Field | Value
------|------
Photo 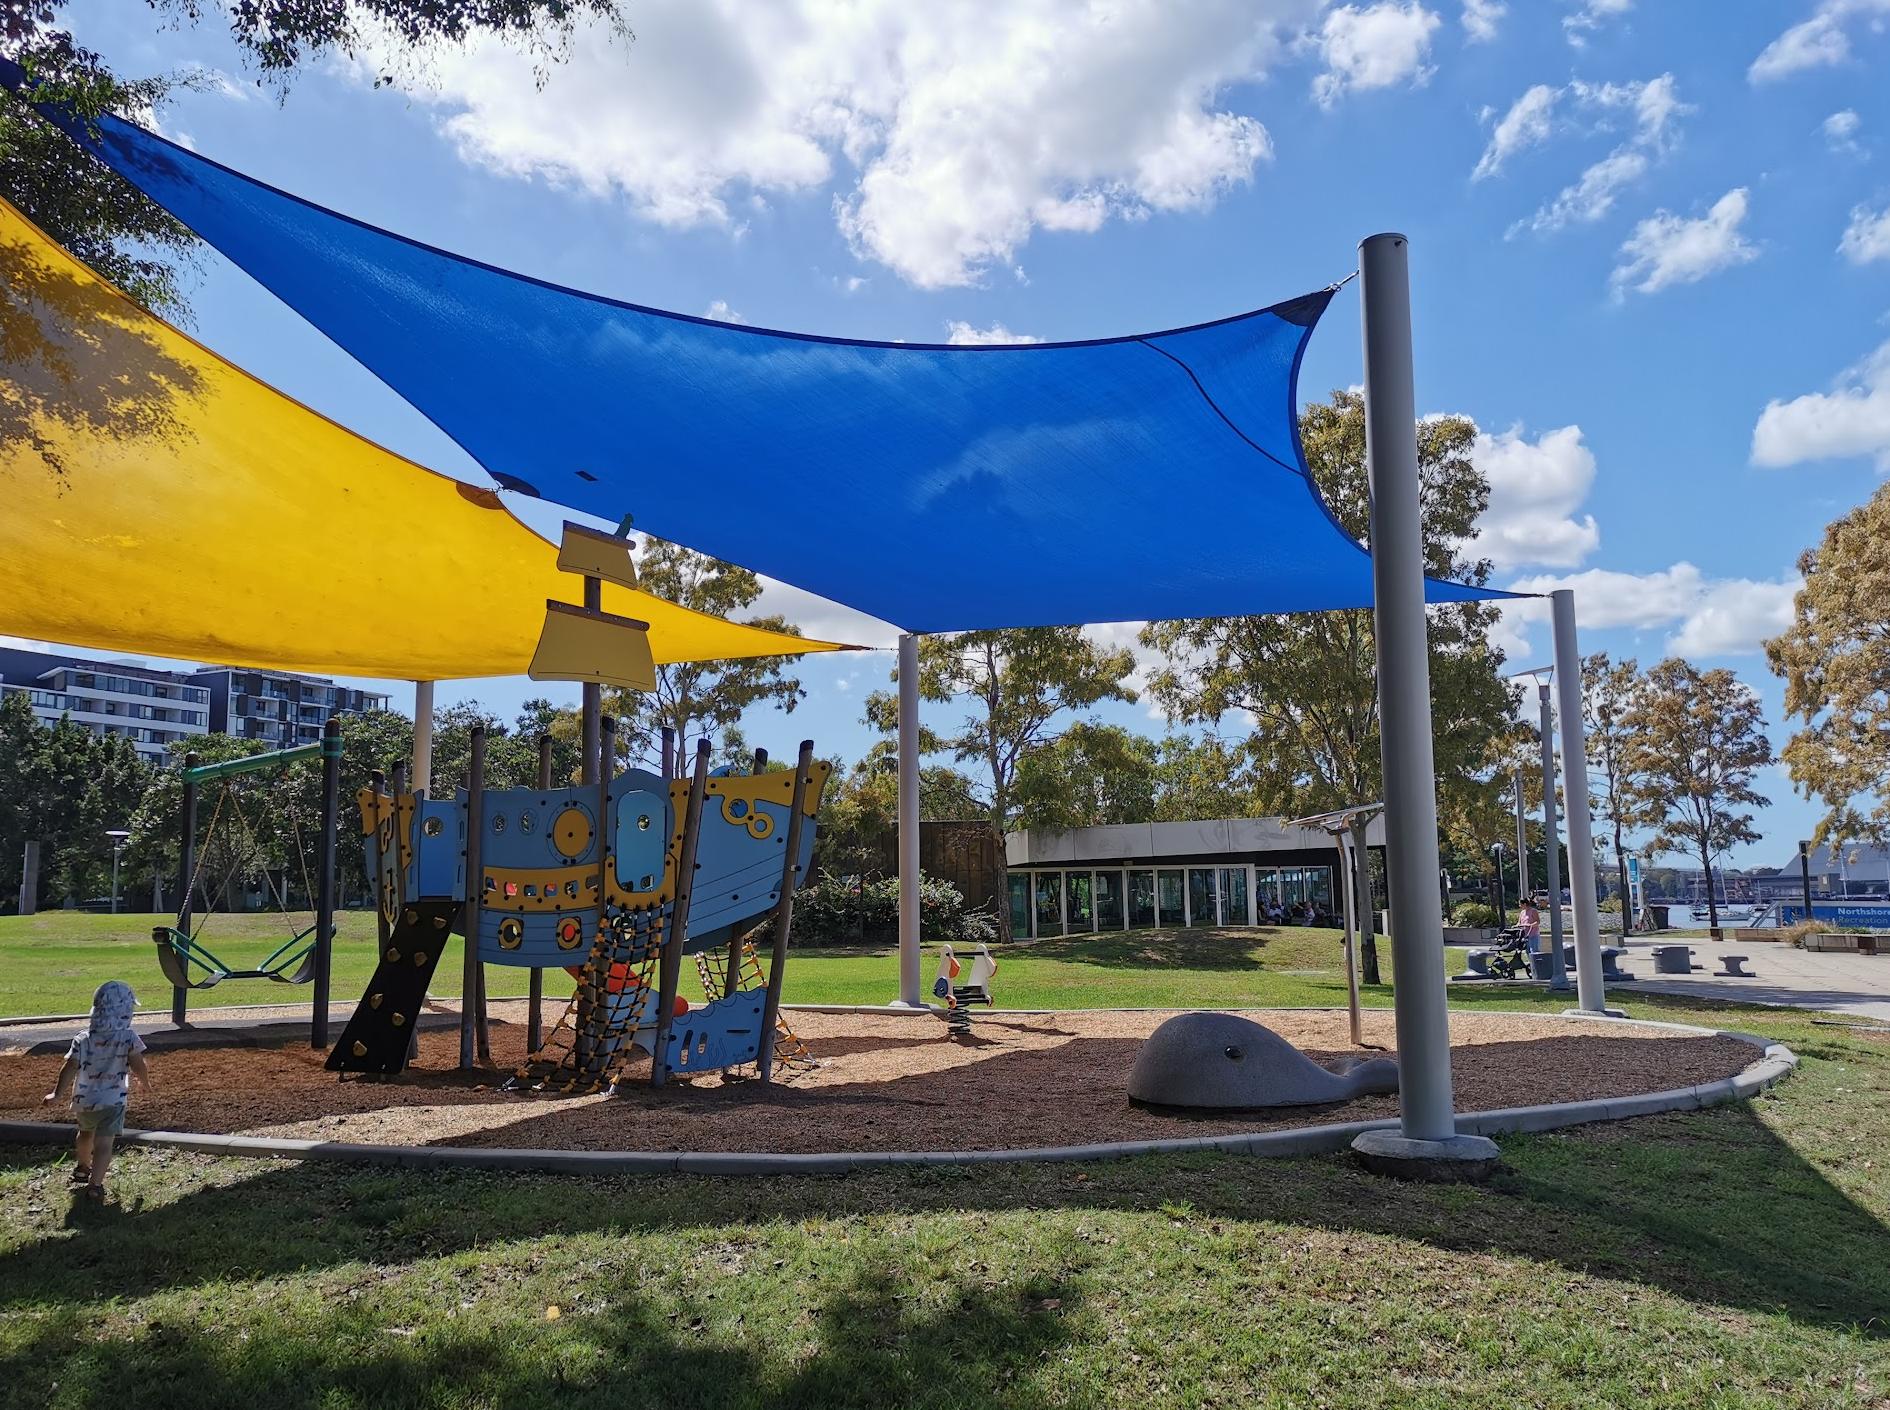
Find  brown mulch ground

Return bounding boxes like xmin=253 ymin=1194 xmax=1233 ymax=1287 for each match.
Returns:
xmin=0 ymin=1007 xmax=1758 ymax=1155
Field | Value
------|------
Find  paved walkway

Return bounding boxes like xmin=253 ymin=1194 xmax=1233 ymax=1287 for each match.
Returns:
xmin=1612 ymin=937 xmax=1890 ymax=1023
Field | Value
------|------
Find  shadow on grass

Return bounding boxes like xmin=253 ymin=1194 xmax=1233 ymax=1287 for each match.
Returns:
xmin=3 ymin=1065 xmax=1885 ymax=1364
xmin=1026 ymin=927 xmax=1284 ymax=973
xmin=1 ymin=1229 xmax=1082 ymax=1410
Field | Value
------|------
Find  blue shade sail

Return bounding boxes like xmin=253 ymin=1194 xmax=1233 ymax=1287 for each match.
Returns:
xmin=13 ymin=70 xmax=1507 ymax=632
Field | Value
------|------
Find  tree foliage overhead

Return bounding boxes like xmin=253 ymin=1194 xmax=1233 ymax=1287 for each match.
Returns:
xmin=1619 ymin=658 xmax=1772 ymax=931
xmin=1766 ymin=482 xmax=1890 ymax=848
xmin=866 ymin=627 xmax=1137 ymax=837
xmin=601 ymin=539 xmax=804 ymax=777
xmin=1141 ymin=389 xmax=1517 ymax=850
xmin=0 ymin=0 xmax=626 ymax=316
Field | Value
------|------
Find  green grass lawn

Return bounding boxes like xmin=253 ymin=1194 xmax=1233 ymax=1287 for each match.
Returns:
xmin=1 ymin=912 xmax=1489 ymax=1019
xmin=1 ymin=999 xmax=1885 ymax=1408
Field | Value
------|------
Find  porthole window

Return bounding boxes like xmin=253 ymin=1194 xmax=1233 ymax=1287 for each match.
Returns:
xmin=518 ymin=811 xmax=536 ymax=834
xmin=491 ymin=813 xmax=507 ymax=834
xmin=422 ymin=816 xmax=443 ymax=838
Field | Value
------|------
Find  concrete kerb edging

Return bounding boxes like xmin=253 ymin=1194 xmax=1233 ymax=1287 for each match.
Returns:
xmin=0 ymin=1021 xmax=1798 ymax=1176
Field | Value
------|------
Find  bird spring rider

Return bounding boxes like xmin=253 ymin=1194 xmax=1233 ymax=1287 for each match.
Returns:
xmin=933 ymin=943 xmax=997 ymax=1037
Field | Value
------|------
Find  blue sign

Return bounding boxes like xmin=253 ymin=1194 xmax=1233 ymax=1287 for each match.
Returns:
xmin=1626 ymin=855 xmax=1640 ymax=884
xmin=1777 ymin=902 xmax=1890 ymax=929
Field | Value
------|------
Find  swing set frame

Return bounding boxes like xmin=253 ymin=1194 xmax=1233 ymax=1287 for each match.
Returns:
xmin=155 ymin=719 xmax=343 ymax=1046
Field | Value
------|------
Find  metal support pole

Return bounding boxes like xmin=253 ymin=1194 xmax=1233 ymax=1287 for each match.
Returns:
xmin=412 ymin=680 xmax=435 ymax=796
xmin=1358 ymin=232 xmax=1462 ymax=1146
xmin=460 ymin=726 xmax=486 ymax=1070
xmin=660 ymin=726 xmax=675 ymax=782
xmin=651 ymin=739 xmax=711 ymax=1087
xmin=18 ymin=839 xmax=39 ymax=916
xmin=577 ymin=715 xmax=616 ymax=1074
xmin=1538 ymin=679 xmax=1569 ymax=991
xmin=369 ymin=769 xmax=390 ymax=949
xmin=896 ymin=633 xmax=923 ymax=1006
xmin=759 ymin=741 xmax=815 ymax=1083
xmin=528 ymin=736 xmax=552 ymax=1052
xmin=109 ymin=846 xmax=120 ymax=914
xmin=311 ymin=718 xmax=341 ymax=1048
xmin=1513 ymin=768 xmax=1530 ymax=909
xmin=172 ymin=752 xmax=200 ymax=1027
xmin=1551 ymin=589 xmax=1608 ymax=1011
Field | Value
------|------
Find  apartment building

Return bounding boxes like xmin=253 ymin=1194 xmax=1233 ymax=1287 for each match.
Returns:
xmin=0 ymin=648 xmax=388 ymax=761
xmin=0 ymin=648 xmax=211 ymax=762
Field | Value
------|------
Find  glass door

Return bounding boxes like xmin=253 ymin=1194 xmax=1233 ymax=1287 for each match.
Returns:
xmin=1034 ymin=872 xmax=1064 ymax=937
xmin=1187 ymin=867 xmax=1219 ymax=926
xmin=1129 ymin=870 xmax=1157 ymax=927
xmin=1219 ymin=867 xmax=1250 ymax=925
xmin=1008 ymin=873 xmax=1033 ymax=938
xmin=1157 ymin=869 xmax=1186 ymax=926
xmin=1095 ymin=870 xmax=1125 ymax=929
xmin=1067 ymin=871 xmax=1095 ymax=933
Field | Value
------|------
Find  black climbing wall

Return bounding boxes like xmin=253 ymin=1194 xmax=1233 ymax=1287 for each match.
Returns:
xmin=325 ymin=900 xmax=461 ymax=1075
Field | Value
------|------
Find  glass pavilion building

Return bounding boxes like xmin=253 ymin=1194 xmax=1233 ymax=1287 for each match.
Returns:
xmin=1003 ymin=817 xmax=1386 ymax=938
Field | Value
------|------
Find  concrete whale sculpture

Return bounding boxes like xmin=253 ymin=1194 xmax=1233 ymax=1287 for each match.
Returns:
xmin=1127 ymin=1011 xmax=1399 ymax=1110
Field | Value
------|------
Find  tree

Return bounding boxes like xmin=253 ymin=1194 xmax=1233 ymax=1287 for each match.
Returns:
xmin=1619 ymin=659 xmax=1773 ymax=933
xmin=1150 ymin=734 xmax=1257 ymax=821
xmin=1766 ymin=483 xmax=1890 ymax=849
xmin=1581 ymin=652 xmax=1642 ymax=927
xmin=601 ymin=540 xmax=805 ymax=776
xmin=1142 ymin=389 xmax=1518 ymax=970
xmin=1 ymin=0 xmax=626 ymax=317
xmin=1012 ymin=722 xmax=1158 ymax=831
xmin=866 ymin=627 xmax=1136 ymax=938
xmin=0 ymin=692 xmax=151 ymax=909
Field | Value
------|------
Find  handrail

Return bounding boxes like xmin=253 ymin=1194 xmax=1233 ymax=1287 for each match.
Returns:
xmin=182 ymin=742 xmax=323 ymax=784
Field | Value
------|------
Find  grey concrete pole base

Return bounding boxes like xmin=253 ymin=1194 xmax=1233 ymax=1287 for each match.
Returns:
xmin=1563 ymin=1006 xmax=1629 ymax=1019
xmin=1350 ymin=1129 xmax=1502 ymax=1183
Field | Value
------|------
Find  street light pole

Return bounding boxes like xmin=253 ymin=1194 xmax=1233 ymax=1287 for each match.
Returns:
xmin=1536 ymin=675 xmax=1569 ymax=992
xmin=105 ymin=829 xmax=130 ymax=915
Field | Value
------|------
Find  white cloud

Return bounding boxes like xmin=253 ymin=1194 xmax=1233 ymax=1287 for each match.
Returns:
xmin=1461 ymin=0 xmax=1505 ymax=42
xmin=1473 ymin=84 xmax=1560 ymax=180
xmin=1752 ymin=337 xmax=1890 ymax=471
xmin=1668 ymin=579 xmax=1802 ymax=657
xmin=1824 ymin=108 xmax=1864 ymax=153
xmin=1609 ymin=187 xmax=1757 ymax=299
xmin=1564 ymin=0 xmax=1633 ymax=47
xmin=1311 ymin=3 xmax=1442 ymax=108
xmin=1839 ymin=203 xmax=1890 ymax=264
xmin=702 ymin=299 xmax=746 ymax=323
xmin=944 ymin=321 xmax=1044 ymax=345
xmin=363 ymin=0 xmax=1320 ymax=290
xmin=1470 ymin=423 xmax=1601 ymax=570
xmin=1491 ymin=75 xmax=1689 ymax=235
xmin=1505 ymin=563 xmax=1803 ymax=657
xmin=1750 ymin=0 xmax=1890 ymax=83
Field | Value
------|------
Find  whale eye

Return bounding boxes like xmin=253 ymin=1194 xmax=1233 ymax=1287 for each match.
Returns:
xmin=1223 ymin=1045 xmax=1243 ymax=1060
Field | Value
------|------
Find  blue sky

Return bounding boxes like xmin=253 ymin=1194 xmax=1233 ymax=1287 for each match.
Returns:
xmin=43 ymin=0 xmax=1890 ymax=871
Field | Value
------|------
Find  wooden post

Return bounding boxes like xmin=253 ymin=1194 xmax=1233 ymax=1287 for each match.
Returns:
xmin=651 ymin=739 xmax=710 ymax=1087
xmin=726 ymin=746 xmax=771 ymax=994
xmin=759 ymin=742 xmax=814 ymax=1083
xmin=311 ymin=718 xmax=342 ymax=1048
xmin=528 ymin=735 xmax=552 ymax=1052
xmin=460 ymin=728 xmax=486 ymax=1070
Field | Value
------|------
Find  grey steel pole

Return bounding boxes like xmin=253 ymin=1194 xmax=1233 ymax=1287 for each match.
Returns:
xmin=896 ymin=633 xmax=923 ymax=1006
xmin=311 ymin=718 xmax=341 ymax=1048
xmin=1512 ymin=768 xmax=1530 ymax=909
xmin=411 ymin=680 xmax=435 ymax=797
xmin=1358 ymin=232 xmax=1460 ymax=1145
xmin=1551 ymin=589 xmax=1608 ymax=1011
xmin=758 ymin=741 xmax=815 ymax=1083
xmin=109 ymin=846 xmax=120 ymax=914
xmin=1351 ymin=819 xmax=1380 ymax=985
xmin=1537 ymin=679 xmax=1568 ymax=991
xmin=460 ymin=726 xmax=486 ymax=1070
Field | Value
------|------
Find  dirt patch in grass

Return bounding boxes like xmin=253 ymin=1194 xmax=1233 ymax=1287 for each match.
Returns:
xmin=0 ymin=1006 xmax=1758 ymax=1155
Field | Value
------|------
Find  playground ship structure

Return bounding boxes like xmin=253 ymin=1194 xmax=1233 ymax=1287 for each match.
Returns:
xmin=332 ymin=743 xmax=830 ymax=1090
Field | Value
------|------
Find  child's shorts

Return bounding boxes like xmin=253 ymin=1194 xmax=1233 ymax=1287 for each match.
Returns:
xmin=75 ymin=1105 xmax=126 ymax=1138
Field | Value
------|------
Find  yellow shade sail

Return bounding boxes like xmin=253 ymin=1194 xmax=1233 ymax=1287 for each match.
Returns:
xmin=0 ymin=198 xmax=852 ymax=680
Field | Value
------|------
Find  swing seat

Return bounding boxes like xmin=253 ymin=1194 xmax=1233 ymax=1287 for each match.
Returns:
xmin=153 ymin=925 xmax=320 ymax=990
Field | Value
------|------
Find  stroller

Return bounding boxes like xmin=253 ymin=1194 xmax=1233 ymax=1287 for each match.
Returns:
xmin=1484 ymin=924 xmax=1537 ymax=980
